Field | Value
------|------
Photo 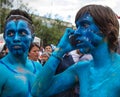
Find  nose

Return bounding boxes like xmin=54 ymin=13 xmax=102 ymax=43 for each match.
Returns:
xmin=13 ymin=33 xmax=20 ymax=42
xmin=74 ymin=27 xmax=82 ymax=36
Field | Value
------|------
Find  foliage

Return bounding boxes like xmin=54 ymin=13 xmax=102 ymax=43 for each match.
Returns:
xmin=32 ymin=16 xmax=69 ymax=47
xmin=0 ymin=0 xmax=14 ymax=33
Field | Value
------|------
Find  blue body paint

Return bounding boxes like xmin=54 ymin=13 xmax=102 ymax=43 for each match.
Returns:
xmin=4 ymin=20 xmax=33 ymax=55
xmin=0 ymin=17 xmax=42 ymax=97
xmin=32 ymin=11 xmax=120 ymax=97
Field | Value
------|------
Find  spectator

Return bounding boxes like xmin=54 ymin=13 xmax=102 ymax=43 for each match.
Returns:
xmin=40 ymin=51 xmax=50 ymax=65
xmin=28 ymin=43 xmax=40 ymax=62
xmin=39 ymin=44 xmax=52 ymax=65
xmin=44 ymin=44 xmax=53 ymax=53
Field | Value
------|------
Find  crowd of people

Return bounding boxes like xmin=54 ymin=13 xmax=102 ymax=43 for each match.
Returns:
xmin=0 ymin=4 xmax=120 ymax=97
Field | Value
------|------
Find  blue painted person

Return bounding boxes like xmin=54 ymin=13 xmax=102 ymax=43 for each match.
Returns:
xmin=0 ymin=9 xmax=43 ymax=97
xmin=31 ymin=4 xmax=120 ymax=97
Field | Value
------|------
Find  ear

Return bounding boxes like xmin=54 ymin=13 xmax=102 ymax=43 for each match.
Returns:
xmin=31 ymin=33 xmax=35 ymax=42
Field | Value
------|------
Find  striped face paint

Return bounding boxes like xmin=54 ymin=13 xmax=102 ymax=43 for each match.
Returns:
xmin=4 ymin=20 xmax=33 ymax=55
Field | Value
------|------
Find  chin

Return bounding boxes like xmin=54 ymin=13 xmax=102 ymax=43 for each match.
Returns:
xmin=11 ymin=49 xmax=25 ymax=56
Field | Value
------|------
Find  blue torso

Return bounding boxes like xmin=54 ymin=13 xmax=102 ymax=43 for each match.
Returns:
xmin=0 ymin=57 xmax=42 ymax=97
xmin=75 ymin=55 xmax=120 ymax=97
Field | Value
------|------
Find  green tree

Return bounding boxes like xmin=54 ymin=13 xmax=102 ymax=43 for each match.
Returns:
xmin=33 ymin=17 xmax=70 ymax=47
xmin=0 ymin=0 xmax=14 ymax=33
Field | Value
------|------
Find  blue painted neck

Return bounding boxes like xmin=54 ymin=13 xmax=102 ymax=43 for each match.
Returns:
xmin=4 ymin=51 xmax=28 ymax=66
xmin=91 ymin=42 xmax=114 ymax=69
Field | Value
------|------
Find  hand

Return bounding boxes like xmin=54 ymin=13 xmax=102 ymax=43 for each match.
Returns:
xmin=56 ymin=28 xmax=76 ymax=55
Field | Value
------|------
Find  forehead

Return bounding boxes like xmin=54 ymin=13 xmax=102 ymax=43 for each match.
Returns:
xmin=6 ymin=19 xmax=29 ymax=28
xmin=45 ymin=46 xmax=52 ymax=49
xmin=75 ymin=13 xmax=95 ymax=27
xmin=77 ymin=13 xmax=93 ymax=22
xmin=31 ymin=46 xmax=40 ymax=49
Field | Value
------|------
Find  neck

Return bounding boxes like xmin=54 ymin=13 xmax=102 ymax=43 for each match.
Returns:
xmin=91 ymin=42 xmax=113 ymax=69
xmin=6 ymin=52 xmax=28 ymax=66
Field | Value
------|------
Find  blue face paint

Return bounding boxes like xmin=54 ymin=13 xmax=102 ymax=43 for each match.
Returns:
xmin=4 ymin=20 xmax=33 ymax=55
xmin=70 ymin=13 xmax=104 ymax=54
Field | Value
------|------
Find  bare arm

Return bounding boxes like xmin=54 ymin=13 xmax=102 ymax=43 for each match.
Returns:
xmin=43 ymin=67 xmax=78 ymax=96
xmin=32 ymin=61 xmax=78 ymax=97
xmin=0 ymin=62 xmax=9 ymax=96
xmin=31 ymin=28 xmax=77 ymax=97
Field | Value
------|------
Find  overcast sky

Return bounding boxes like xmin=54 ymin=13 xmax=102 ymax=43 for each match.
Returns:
xmin=14 ymin=0 xmax=120 ymax=25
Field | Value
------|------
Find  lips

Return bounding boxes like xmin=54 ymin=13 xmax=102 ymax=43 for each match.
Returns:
xmin=12 ymin=45 xmax=22 ymax=49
